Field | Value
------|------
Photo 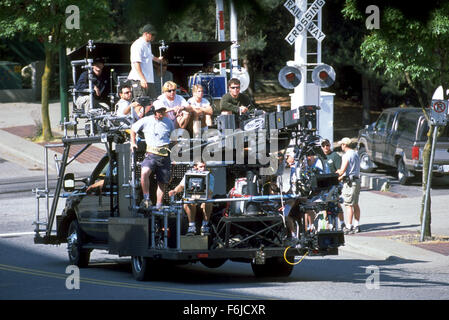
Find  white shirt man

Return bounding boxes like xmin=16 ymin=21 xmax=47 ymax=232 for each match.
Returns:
xmin=157 ymin=81 xmax=191 ymax=129
xmin=128 ymin=24 xmax=162 ymax=99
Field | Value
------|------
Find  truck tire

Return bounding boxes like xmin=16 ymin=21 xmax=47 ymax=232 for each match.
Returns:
xmin=67 ymin=219 xmax=91 ymax=268
xmin=397 ymin=157 xmax=412 ymax=185
xmin=131 ymin=256 xmax=152 ymax=281
xmin=200 ymin=259 xmax=227 ymax=269
xmin=251 ymin=257 xmax=293 ymax=278
xmin=358 ymin=147 xmax=374 ymax=173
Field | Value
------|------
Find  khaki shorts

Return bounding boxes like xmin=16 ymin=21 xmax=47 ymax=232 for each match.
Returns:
xmin=342 ymin=179 xmax=361 ymax=206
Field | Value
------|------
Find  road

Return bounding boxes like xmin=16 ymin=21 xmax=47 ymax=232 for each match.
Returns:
xmin=1 ymin=159 xmax=449 ymax=303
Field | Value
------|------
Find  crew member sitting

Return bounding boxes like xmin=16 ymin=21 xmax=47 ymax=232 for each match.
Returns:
xmin=74 ymin=58 xmax=109 ymax=112
xmin=157 ymin=81 xmax=191 ymax=129
xmin=115 ymin=83 xmax=150 ymax=123
xmin=219 ymin=78 xmax=253 ymax=115
xmin=186 ymin=84 xmax=214 ymax=137
xmin=168 ymin=161 xmax=214 ymax=236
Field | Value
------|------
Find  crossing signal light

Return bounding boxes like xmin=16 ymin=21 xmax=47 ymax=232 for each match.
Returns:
xmin=278 ymin=66 xmax=302 ymax=89
xmin=312 ymin=64 xmax=335 ymax=88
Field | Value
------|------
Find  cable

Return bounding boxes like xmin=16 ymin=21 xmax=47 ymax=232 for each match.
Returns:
xmin=283 ymin=246 xmax=309 ymax=265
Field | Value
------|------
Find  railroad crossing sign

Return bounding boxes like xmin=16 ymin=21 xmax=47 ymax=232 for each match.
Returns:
xmin=430 ymin=99 xmax=448 ymax=126
xmin=284 ymin=0 xmax=326 ymax=45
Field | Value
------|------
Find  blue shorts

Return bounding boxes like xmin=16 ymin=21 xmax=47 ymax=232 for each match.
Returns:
xmin=141 ymin=153 xmax=171 ymax=184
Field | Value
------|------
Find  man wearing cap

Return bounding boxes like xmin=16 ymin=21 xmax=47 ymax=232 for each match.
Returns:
xmin=336 ymin=137 xmax=362 ymax=234
xmin=130 ymin=100 xmax=174 ymax=209
xmin=128 ymin=24 xmax=163 ymax=100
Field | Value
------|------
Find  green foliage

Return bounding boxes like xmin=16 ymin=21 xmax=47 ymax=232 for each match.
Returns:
xmin=343 ymin=1 xmax=449 ymax=105
xmin=0 ymin=0 xmax=112 ymax=48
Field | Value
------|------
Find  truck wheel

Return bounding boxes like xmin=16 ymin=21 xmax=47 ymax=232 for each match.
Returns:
xmin=200 ymin=259 xmax=227 ymax=269
xmin=251 ymin=257 xmax=293 ymax=278
xmin=397 ymin=158 xmax=412 ymax=185
xmin=358 ymin=147 xmax=374 ymax=173
xmin=67 ymin=219 xmax=90 ymax=268
xmin=131 ymin=256 xmax=152 ymax=281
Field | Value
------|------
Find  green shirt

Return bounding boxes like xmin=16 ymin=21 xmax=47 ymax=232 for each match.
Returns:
xmin=219 ymin=92 xmax=252 ymax=114
xmin=325 ymin=151 xmax=342 ymax=173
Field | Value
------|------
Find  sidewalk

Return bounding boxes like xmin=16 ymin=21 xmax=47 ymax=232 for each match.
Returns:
xmin=0 ymin=101 xmax=102 ymax=176
xmin=0 ymin=101 xmax=448 ymax=265
xmin=341 ymin=190 xmax=449 ymax=265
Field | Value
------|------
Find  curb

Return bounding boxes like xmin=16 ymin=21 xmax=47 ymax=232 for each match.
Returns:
xmin=0 ymin=129 xmax=55 ymax=171
xmin=360 ymin=174 xmax=390 ymax=191
xmin=0 ymin=129 xmax=98 ymax=175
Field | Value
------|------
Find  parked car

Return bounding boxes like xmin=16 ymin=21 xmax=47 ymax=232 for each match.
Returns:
xmin=357 ymin=107 xmax=449 ymax=185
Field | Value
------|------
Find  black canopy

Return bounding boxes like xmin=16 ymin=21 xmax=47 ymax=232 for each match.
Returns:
xmin=67 ymin=41 xmax=232 ymax=65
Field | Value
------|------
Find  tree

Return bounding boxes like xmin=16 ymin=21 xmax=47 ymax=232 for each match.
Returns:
xmin=343 ymin=0 xmax=449 ymax=238
xmin=0 ymin=0 xmax=111 ymax=141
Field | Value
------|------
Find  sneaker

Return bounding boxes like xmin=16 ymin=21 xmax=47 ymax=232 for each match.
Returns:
xmin=140 ymin=199 xmax=152 ymax=209
xmin=200 ymin=225 xmax=210 ymax=236
xmin=155 ymin=203 xmax=163 ymax=210
xmin=343 ymin=226 xmax=353 ymax=235
xmin=186 ymin=225 xmax=196 ymax=236
xmin=340 ymin=223 xmax=346 ymax=231
xmin=353 ymin=226 xmax=361 ymax=234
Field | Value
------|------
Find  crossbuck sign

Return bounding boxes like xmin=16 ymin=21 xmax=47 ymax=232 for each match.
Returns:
xmin=284 ymin=0 xmax=326 ymax=45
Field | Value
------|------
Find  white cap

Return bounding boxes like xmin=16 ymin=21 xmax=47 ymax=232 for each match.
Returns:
xmin=338 ymin=137 xmax=352 ymax=146
xmin=153 ymin=99 xmax=166 ymax=112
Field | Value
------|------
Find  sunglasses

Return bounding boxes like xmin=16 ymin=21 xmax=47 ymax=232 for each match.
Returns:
xmin=122 ymin=91 xmax=132 ymax=94
xmin=230 ymin=86 xmax=240 ymax=89
xmin=167 ymin=89 xmax=176 ymax=93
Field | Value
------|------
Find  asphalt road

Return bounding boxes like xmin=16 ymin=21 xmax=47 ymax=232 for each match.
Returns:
xmin=1 ymin=159 xmax=449 ymax=303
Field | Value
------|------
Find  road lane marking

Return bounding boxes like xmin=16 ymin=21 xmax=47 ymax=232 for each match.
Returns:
xmin=0 ymin=263 xmax=275 ymax=300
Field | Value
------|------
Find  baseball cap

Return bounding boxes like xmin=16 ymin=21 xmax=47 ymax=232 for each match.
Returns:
xmin=338 ymin=137 xmax=352 ymax=146
xmin=321 ymin=139 xmax=330 ymax=147
xmin=153 ymin=99 xmax=166 ymax=112
xmin=140 ymin=24 xmax=157 ymax=35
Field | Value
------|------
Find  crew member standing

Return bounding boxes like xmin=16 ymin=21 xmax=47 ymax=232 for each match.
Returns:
xmin=128 ymin=24 xmax=163 ymax=100
xmin=130 ymin=100 xmax=174 ymax=209
xmin=336 ymin=137 xmax=361 ymax=234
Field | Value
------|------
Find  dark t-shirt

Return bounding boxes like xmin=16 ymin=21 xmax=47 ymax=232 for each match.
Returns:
xmin=75 ymin=71 xmax=109 ymax=102
xmin=325 ymin=151 xmax=342 ymax=173
xmin=219 ymin=92 xmax=252 ymax=114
